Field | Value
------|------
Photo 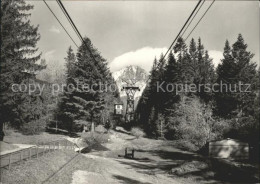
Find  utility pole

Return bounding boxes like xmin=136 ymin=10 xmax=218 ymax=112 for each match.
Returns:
xmin=55 ymin=70 xmax=58 ymax=133
xmin=121 ymin=77 xmax=140 ymax=123
xmin=121 ymin=86 xmax=140 ymax=123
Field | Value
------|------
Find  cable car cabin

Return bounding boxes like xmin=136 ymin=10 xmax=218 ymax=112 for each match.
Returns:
xmin=114 ymin=104 xmax=123 ymax=115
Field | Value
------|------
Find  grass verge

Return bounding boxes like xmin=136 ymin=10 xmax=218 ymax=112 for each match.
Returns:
xmin=4 ymin=130 xmax=66 ymax=145
xmin=0 ymin=142 xmax=19 ymax=153
xmin=0 ymin=150 xmax=77 ymax=184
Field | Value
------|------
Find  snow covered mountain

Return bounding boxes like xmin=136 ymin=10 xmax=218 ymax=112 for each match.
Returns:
xmin=112 ymin=65 xmax=148 ymax=104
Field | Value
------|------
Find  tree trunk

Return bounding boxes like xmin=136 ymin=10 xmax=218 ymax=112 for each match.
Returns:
xmin=91 ymin=122 xmax=95 ymax=132
xmin=0 ymin=122 xmax=4 ymax=141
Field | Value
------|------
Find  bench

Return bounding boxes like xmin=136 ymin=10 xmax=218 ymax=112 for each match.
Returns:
xmin=124 ymin=147 xmax=135 ymax=159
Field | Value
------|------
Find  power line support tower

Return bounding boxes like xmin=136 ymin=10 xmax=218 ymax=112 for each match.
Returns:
xmin=121 ymin=85 xmax=140 ymax=123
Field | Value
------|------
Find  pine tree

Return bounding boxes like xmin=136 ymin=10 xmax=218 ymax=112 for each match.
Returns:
xmin=189 ymin=38 xmax=197 ymax=60
xmin=186 ymin=38 xmax=215 ymax=102
xmin=135 ymin=58 xmax=159 ymax=136
xmin=217 ymin=40 xmax=236 ymax=84
xmin=215 ymin=34 xmax=257 ymax=118
xmin=163 ymin=51 xmax=180 ymax=107
xmin=65 ymin=46 xmax=76 ymax=78
xmin=198 ymin=49 xmax=215 ymax=102
xmin=215 ymin=40 xmax=238 ymax=117
xmin=164 ymin=51 xmax=179 ymax=84
xmin=0 ymin=0 xmax=44 ymax=131
xmin=173 ymin=37 xmax=190 ymax=84
xmin=56 ymin=38 xmax=120 ymax=132
xmin=82 ymin=38 xmax=120 ymax=125
xmin=57 ymin=40 xmax=102 ymax=132
xmin=231 ymin=34 xmax=257 ymax=116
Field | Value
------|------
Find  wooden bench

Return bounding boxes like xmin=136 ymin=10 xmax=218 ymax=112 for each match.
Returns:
xmin=124 ymin=147 xmax=135 ymax=159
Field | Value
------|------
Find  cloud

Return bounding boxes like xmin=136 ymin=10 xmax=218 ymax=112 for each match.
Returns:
xmin=49 ymin=25 xmax=60 ymax=34
xmin=109 ymin=47 xmax=224 ymax=72
xmin=109 ymin=47 xmax=168 ymax=72
xmin=208 ymin=50 xmax=223 ymax=68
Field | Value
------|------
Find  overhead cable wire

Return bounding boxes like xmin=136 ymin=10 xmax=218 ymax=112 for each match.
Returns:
xmin=146 ymin=0 xmax=203 ymax=83
xmin=185 ymin=0 xmax=216 ymax=41
xmin=43 ymin=0 xmax=79 ymax=48
xmin=56 ymin=0 xmax=82 ymax=42
xmin=180 ymin=0 xmax=206 ymax=38
xmin=160 ymin=0 xmax=203 ymax=62
xmin=56 ymin=0 xmax=103 ymax=74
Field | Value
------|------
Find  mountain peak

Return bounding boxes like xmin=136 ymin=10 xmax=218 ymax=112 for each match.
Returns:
xmin=112 ymin=65 xmax=148 ymax=98
xmin=112 ymin=65 xmax=148 ymax=110
xmin=112 ymin=65 xmax=147 ymax=82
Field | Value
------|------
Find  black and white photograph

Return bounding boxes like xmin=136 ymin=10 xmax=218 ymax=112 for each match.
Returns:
xmin=0 ymin=0 xmax=259 ymax=183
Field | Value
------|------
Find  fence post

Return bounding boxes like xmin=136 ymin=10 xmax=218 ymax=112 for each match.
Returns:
xmin=29 ymin=147 xmax=32 ymax=159
xmin=36 ymin=146 xmax=39 ymax=158
xmin=8 ymin=153 xmax=12 ymax=170
xmin=20 ymin=150 xmax=23 ymax=161
xmin=43 ymin=145 xmax=45 ymax=156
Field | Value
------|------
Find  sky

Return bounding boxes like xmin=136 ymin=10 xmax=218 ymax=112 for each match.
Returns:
xmin=28 ymin=0 xmax=259 ymax=73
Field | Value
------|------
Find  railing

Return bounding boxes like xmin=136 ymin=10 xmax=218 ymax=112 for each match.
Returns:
xmin=0 ymin=139 xmax=76 ymax=169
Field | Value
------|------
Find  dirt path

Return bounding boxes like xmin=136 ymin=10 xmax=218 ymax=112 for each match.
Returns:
xmin=53 ymin=128 xmax=254 ymax=184
xmin=69 ymin=130 xmax=193 ymax=184
xmin=71 ymin=154 xmax=180 ymax=184
xmin=58 ymin=127 xmax=258 ymax=184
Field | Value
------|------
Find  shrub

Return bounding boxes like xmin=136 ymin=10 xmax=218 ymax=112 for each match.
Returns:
xmin=81 ymin=132 xmax=109 ymax=146
xmin=210 ymin=118 xmax=231 ymax=140
xmin=165 ymin=96 xmax=226 ymax=149
xmin=95 ymin=125 xmax=106 ymax=134
xmin=225 ymin=116 xmax=259 ymax=142
xmin=21 ymin=119 xmax=46 ymax=135
xmin=131 ymin=127 xmax=145 ymax=138
xmin=104 ymin=120 xmax=112 ymax=131
xmin=175 ymin=140 xmax=199 ymax=152
xmin=3 ymin=124 xmax=15 ymax=136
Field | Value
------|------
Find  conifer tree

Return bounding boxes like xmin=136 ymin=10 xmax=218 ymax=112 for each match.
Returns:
xmin=231 ymin=34 xmax=256 ymax=116
xmin=215 ymin=34 xmax=257 ymax=117
xmin=65 ymin=46 xmax=77 ymax=78
xmin=173 ymin=37 xmax=190 ymax=84
xmin=0 ymin=0 xmax=44 ymax=131
xmin=135 ymin=58 xmax=159 ymax=136
xmin=163 ymin=51 xmax=180 ymax=107
xmin=56 ymin=38 xmax=120 ymax=132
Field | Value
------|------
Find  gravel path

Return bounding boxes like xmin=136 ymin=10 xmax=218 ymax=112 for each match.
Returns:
xmin=71 ymin=153 xmax=183 ymax=184
xmin=69 ymin=130 xmax=186 ymax=184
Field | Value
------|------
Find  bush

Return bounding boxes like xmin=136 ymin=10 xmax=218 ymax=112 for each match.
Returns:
xmin=165 ymin=96 xmax=226 ymax=149
xmin=174 ymin=140 xmax=199 ymax=152
xmin=210 ymin=118 xmax=231 ymax=140
xmin=104 ymin=120 xmax=112 ymax=131
xmin=131 ymin=127 xmax=145 ymax=138
xmin=21 ymin=119 xmax=46 ymax=135
xmin=3 ymin=124 xmax=15 ymax=136
xmin=81 ymin=132 xmax=109 ymax=146
xmin=95 ymin=125 xmax=106 ymax=134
